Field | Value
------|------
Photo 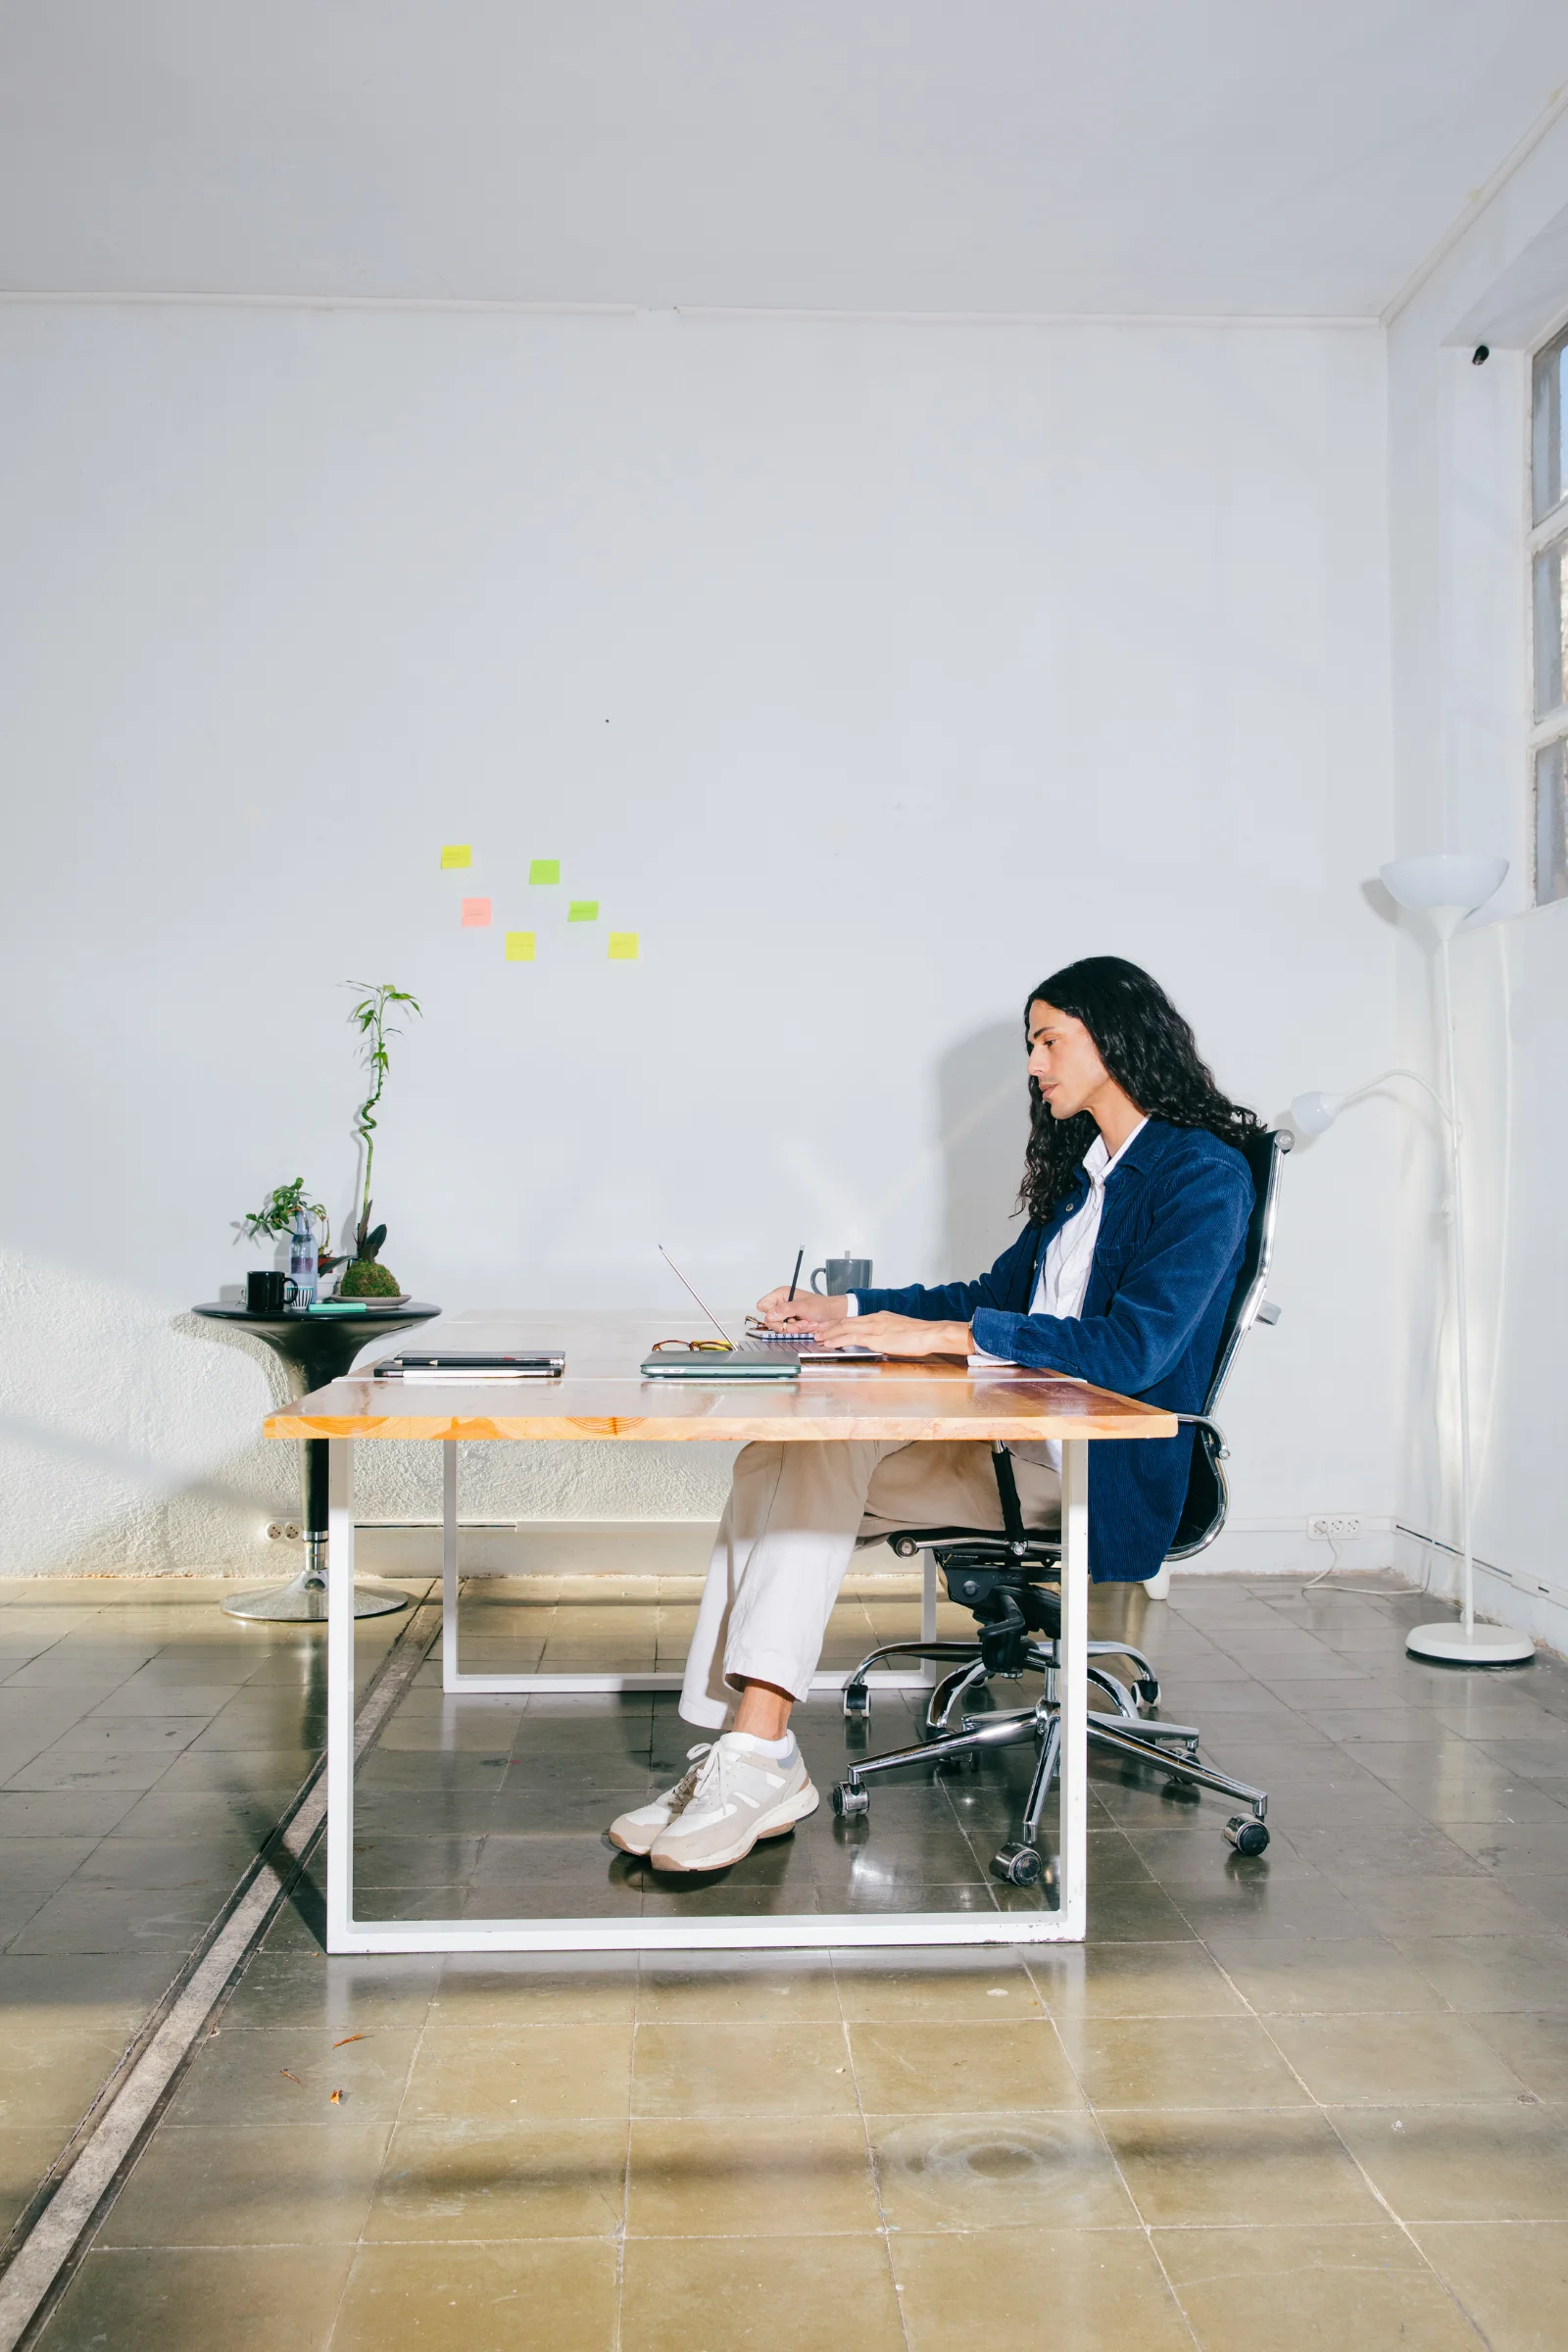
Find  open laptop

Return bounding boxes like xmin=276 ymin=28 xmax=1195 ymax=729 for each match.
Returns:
xmin=640 ymin=1249 xmax=884 ymax=1378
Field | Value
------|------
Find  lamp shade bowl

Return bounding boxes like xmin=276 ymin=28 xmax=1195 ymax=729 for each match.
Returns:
xmin=1379 ymin=855 xmax=1508 ymax=917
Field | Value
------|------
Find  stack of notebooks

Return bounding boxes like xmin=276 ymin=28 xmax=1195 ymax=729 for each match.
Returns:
xmin=372 ymin=1351 xmax=565 ymax=1380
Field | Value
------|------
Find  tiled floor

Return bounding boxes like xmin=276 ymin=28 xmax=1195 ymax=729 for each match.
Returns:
xmin=11 ymin=1569 xmax=1568 ymax=2349
xmin=0 ymin=1575 xmax=417 ymax=2241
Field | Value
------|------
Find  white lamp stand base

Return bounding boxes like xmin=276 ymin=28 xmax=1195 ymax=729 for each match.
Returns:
xmin=1405 ymin=1619 xmax=1534 ymax=1666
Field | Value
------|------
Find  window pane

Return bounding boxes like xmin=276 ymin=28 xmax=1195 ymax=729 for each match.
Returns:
xmin=1534 ymin=532 xmax=1568 ymax=718
xmin=1538 ymin=737 xmax=1568 ymax=907
xmin=1533 ymin=326 xmax=1568 ymax=524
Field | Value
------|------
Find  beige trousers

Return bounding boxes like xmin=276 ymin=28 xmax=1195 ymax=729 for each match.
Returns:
xmin=679 ymin=1440 xmax=1062 ymax=1730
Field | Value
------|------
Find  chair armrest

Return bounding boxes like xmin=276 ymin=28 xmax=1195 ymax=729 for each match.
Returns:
xmin=1174 ymin=1413 xmax=1229 ymax=1461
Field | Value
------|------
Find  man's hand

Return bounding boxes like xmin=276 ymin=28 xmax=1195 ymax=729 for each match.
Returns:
xmin=755 ymin=1286 xmax=850 ymax=1329
xmin=842 ymin=1312 xmax=972 ymax=1358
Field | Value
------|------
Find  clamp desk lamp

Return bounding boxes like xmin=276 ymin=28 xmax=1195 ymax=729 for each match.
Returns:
xmin=1292 ymin=853 xmax=1531 ymax=1667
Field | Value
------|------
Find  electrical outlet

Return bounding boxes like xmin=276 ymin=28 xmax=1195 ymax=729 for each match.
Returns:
xmin=1307 ymin=1514 xmax=1361 ymax=1540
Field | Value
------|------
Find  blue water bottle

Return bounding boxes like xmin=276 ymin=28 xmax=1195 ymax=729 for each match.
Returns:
xmin=288 ymin=1211 xmax=318 ymax=1307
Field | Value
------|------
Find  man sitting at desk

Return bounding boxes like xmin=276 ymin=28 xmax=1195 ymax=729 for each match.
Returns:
xmin=611 ymin=956 xmax=1258 ymax=1875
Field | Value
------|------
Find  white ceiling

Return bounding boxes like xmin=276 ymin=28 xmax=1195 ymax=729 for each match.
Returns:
xmin=2 ymin=2 xmax=1565 ymax=316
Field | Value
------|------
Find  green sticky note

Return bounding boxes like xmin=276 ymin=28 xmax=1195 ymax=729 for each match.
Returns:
xmin=567 ymin=900 xmax=599 ymax=923
xmin=440 ymin=844 xmax=471 ymax=869
xmin=529 ymin=858 xmax=560 ymax=885
xmin=505 ymin=931 xmax=535 ymax=961
xmin=608 ymin=932 xmax=638 ymax=960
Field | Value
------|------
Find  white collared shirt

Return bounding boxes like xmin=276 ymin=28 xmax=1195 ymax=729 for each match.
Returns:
xmin=981 ymin=1115 xmax=1148 ymax=1472
xmin=1028 ymin=1116 xmax=1148 ymax=1324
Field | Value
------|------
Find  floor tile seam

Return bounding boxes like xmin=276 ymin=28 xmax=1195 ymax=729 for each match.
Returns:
xmin=321 ymin=1600 xmax=444 ymax=2343
xmin=606 ymin=2088 xmax=632 ymax=2352
xmin=1226 ymin=1938 xmax=1479 ymax=2296
xmin=830 ymin=1950 xmax=902 ymax=2288
xmin=0 ymin=1885 xmax=74 ymax=1955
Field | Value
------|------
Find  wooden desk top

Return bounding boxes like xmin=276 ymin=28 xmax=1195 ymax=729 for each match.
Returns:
xmin=263 ymin=1310 xmax=1177 ymax=1445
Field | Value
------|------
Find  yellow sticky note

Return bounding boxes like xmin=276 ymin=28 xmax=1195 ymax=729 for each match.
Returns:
xmin=529 ymin=858 xmax=560 ymax=885
xmin=440 ymin=845 xmax=471 ymax=869
xmin=505 ymin=931 xmax=535 ymax=961
xmin=567 ymin=900 xmax=599 ymax=923
xmin=608 ymin=932 xmax=638 ymax=960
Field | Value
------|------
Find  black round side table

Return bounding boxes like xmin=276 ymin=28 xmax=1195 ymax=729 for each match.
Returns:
xmin=192 ymin=1300 xmax=440 ymax=1621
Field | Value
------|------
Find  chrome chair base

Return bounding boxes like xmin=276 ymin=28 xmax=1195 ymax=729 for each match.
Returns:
xmin=833 ymin=1635 xmax=1270 ymax=1885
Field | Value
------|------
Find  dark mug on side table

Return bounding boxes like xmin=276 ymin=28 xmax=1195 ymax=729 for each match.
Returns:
xmin=811 ymin=1256 xmax=872 ymax=1296
xmin=247 ymin=1270 xmax=300 ymax=1314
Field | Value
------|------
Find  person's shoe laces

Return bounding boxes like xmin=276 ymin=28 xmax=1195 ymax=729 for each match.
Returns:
xmin=662 ymin=1743 xmax=714 ymax=1822
xmin=677 ymin=1737 xmax=783 ymax=1829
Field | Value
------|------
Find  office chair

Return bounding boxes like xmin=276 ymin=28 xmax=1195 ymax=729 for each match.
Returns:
xmin=831 ymin=1126 xmax=1290 ymax=1887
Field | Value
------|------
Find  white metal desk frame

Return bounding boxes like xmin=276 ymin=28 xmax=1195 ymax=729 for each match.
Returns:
xmin=325 ymin=1434 xmax=1092 ymax=1956
xmin=436 ymin=1439 xmax=945 ymax=1702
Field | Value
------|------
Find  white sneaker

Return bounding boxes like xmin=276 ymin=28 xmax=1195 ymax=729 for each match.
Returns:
xmin=608 ymin=1746 xmax=715 ymax=1857
xmin=647 ymin=1734 xmax=818 ymax=1874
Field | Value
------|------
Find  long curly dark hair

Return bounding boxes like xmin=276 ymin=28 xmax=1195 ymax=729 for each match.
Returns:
xmin=1018 ymin=956 xmax=1258 ymax=1224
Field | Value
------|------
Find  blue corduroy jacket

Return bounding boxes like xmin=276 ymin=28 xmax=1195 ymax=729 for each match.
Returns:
xmin=853 ymin=1119 xmax=1254 ymax=1583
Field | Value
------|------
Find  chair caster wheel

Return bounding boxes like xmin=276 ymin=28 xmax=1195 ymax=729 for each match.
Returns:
xmin=842 ymin=1685 xmax=870 ymax=1723
xmin=891 ymin=1537 xmax=920 ymax=1558
xmin=1162 ymin=1774 xmax=1197 ymax=1795
xmin=1137 ymin=1678 xmax=1160 ymax=1706
xmin=832 ymin=1782 xmax=869 ymax=1819
xmin=1225 ymin=1815 xmax=1269 ymax=1856
xmin=991 ymin=1843 xmax=1043 ymax=1887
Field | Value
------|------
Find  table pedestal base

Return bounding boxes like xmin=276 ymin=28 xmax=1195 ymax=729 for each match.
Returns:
xmin=222 ymin=1551 xmax=410 ymax=1622
xmin=222 ymin=1567 xmax=411 ymax=1621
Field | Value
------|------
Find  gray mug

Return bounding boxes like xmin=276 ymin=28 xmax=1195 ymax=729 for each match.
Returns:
xmin=811 ymin=1256 xmax=871 ymax=1296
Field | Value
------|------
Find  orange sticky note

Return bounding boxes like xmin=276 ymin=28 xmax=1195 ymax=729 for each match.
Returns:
xmin=608 ymin=932 xmax=638 ymax=960
xmin=505 ymin=931 xmax=535 ymax=961
xmin=440 ymin=845 xmax=471 ymax=869
xmin=461 ymin=898 xmax=492 ymax=928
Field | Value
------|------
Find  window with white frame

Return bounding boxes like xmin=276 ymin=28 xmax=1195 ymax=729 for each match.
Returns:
xmin=1532 ymin=322 xmax=1568 ymax=904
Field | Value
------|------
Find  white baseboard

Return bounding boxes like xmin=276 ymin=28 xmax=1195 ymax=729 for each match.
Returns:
xmin=353 ymin=1521 xmax=718 ymax=1577
xmin=1172 ymin=1517 xmax=1398 ymax=1580
xmin=351 ymin=1514 xmax=1409 ymax=1588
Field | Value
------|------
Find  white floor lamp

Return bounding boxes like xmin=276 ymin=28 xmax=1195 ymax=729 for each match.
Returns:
xmin=1291 ymin=852 xmax=1531 ymax=1668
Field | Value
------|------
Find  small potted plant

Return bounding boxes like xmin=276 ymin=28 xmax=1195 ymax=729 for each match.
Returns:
xmin=241 ymin=1179 xmax=330 ymax=1260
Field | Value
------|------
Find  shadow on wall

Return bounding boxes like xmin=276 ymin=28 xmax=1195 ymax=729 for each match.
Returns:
xmin=935 ymin=1023 xmax=1031 ymax=1281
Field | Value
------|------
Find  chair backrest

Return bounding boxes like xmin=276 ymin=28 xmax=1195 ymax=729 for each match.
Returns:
xmin=1167 ymin=1125 xmax=1290 ymax=1558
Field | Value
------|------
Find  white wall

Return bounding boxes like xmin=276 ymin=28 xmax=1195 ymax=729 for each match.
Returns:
xmin=0 ymin=300 xmax=1396 ymax=1571
xmin=1385 ymin=115 xmax=1568 ymax=1639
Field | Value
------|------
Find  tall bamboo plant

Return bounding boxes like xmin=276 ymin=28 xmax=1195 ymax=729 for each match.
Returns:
xmin=234 ymin=980 xmax=422 ymax=1298
xmin=344 ymin=982 xmax=421 ymax=1282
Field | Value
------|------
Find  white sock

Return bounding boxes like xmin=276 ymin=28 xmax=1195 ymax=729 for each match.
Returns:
xmin=727 ymin=1729 xmax=795 ymax=1759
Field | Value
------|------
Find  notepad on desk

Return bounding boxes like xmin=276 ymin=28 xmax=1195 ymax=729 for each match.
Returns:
xmin=748 ymin=1332 xmax=887 ymax=1363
